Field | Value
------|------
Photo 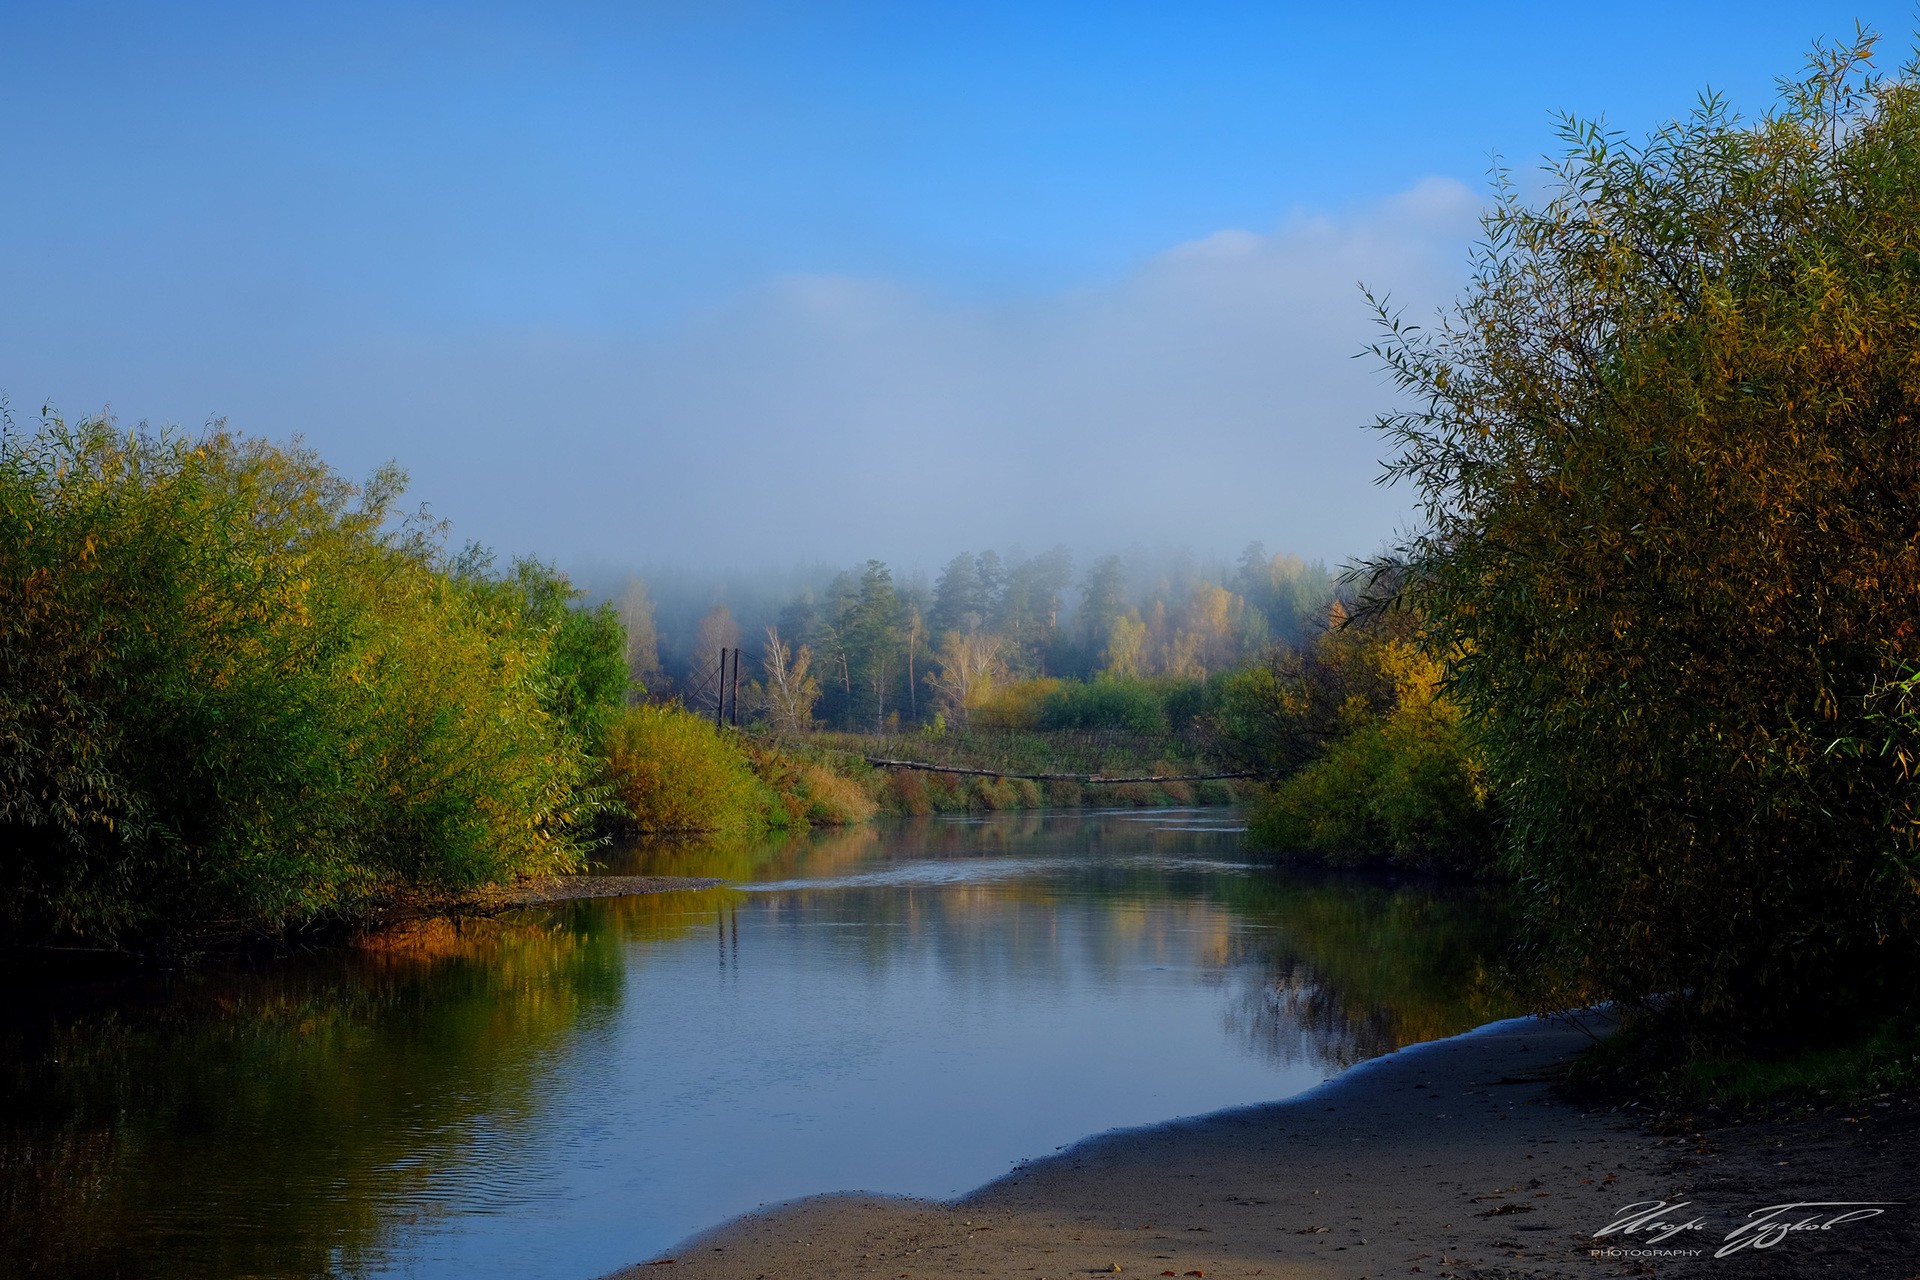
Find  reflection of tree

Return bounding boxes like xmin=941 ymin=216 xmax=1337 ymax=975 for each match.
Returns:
xmin=1219 ymin=962 xmax=1401 ymax=1070
xmin=609 ymin=814 xmax=1515 ymax=1070
xmin=0 ymin=912 xmax=635 ymax=1279
xmin=1219 ymin=873 xmax=1514 ymax=1057
xmin=613 ymin=813 xmax=1516 ymax=1072
xmin=0 ymin=814 xmax=1519 ymax=1278
xmin=596 ymin=823 xmax=889 ymax=883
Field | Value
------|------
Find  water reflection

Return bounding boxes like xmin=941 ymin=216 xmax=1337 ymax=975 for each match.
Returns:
xmin=1 ymin=809 xmax=1515 ymax=1279
xmin=0 ymin=908 xmax=654 ymax=1278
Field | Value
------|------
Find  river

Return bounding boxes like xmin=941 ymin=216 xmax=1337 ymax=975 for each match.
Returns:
xmin=0 ymin=807 xmax=1517 ymax=1279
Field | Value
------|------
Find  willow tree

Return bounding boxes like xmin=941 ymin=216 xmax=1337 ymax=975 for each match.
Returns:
xmin=0 ymin=418 xmax=602 ymax=949
xmin=1368 ymin=35 xmax=1920 ymax=1045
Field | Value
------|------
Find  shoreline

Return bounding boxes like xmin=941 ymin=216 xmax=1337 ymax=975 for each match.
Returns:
xmin=353 ymin=873 xmax=728 ymax=936
xmin=610 ymin=1013 xmax=1916 ymax=1279
xmin=5 ymin=875 xmax=732 ymax=972
xmin=392 ymin=872 xmax=727 ymax=917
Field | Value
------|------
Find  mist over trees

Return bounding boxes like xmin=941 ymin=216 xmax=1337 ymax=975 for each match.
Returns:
xmin=613 ymin=578 xmax=664 ymax=694
xmin=589 ymin=544 xmax=1335 ymax=732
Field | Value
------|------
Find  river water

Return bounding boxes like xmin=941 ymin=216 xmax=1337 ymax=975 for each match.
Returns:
xmin=0 ymin=808 xmax=1516 ymax=1279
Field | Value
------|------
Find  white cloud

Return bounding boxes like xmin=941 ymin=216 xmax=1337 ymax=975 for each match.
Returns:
xmin=14 ymin=176 xmax=1484 ymax=574
xmin=531 ymin=174 xmax=1482 ymax=570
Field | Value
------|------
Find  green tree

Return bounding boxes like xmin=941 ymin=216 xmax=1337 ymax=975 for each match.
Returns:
xmin=1234 ymin=543 xmax=1334 ymax=650
xmin=976 ymin=550 xmax=1005 ymax=623
xmin=1365 ymin=35 xmax=1920 ymax=1042
xmin=995 ymin=545 xmax=1072 ymax=673
xmin=929 ymin=552 xmax=985 ymax=640
xmin=502 ymin=558 xmax=629 ymax=751
xmin=1076 ymin=555 xmax=1129 ymax=676
xmin=839 ymin=560 xmax=901 ymax=731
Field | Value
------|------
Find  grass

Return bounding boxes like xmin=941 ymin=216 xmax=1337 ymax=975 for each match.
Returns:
xmin=1567 ymin=1013 xmax=1920 ymax=1110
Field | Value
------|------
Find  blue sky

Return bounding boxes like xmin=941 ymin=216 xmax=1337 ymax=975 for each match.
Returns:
xmin=2 ymin=2 xmax=1909 ymax=574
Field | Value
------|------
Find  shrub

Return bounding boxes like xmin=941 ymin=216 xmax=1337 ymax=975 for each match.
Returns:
xmin=970 ymin=776 xmax=1023 ymax=809
xmin=885 ymin=770 xmax=935 ymax=816
xmin=1246 ymin=633 xmax=1492 ymax=871
xmin=0 ymin=418 xmax=596 ymax=949
xmin=1158 ymin=677 xmax=1209 ymax=734
xmin=793 ymin=762 xmax=878 ymax=826
xmin=1216 ymin=611 xmax=1491 ymax=872
xmin=1368 ymin=38 xmax=1920 ymax=1037
xmin=1193 ymin=778 xmax=1236 ymax=805
xmin=972 ymin=678 xmax=1063 ymax=730
xmin=1037 ymin=676 xmax=1168 ymax=735
xmin=1043 ymin=778 xmax=1083 ymax=808
xmin=602 ymin=705 xmax=774 ymax=834
xmin=1148 ymin=762 xmax=1195 ymax=806
xmin=920 ymin=773 xmax=965 ymax=811
xmin=500 ymin=558 xmax=628 ymax=751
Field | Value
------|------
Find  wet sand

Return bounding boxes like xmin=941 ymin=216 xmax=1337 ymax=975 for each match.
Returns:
xmin=609 ymin=1014 xmax=1917 ymax=1279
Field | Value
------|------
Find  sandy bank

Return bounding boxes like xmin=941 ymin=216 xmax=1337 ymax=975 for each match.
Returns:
xmin=610 ymin=1015 xmax=1916 ymax=1279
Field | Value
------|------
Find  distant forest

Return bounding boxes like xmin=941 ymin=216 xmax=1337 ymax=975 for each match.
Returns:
xmin=595 ymin=545 xmax=1336 ymax=731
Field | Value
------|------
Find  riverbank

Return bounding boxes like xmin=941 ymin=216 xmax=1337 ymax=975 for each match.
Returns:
xmin=348 ymin=874 xmax=727 ymax=937
xmin=615 ymin=1014 xmax=1918 ymax=1279
xmin=789 ymin=728 xmax=1247 ymax=815
xmin=393 ymin=873 xmax=724 ymax=916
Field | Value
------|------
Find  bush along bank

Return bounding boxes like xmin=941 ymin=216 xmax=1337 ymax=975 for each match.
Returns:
xmin=0 ymin=418 xmax=1249 ymax=959
xmin=600 ymin=705 xmax=876 ymax=836
xmin=1361 ymin=40 xmax=1920 ymax=1072
xmin=870 ymin=765 xmax=1245 ymax=816
xmin=600 ymin=710 xmax=1244 ymax=833
xmin=1206 ymin=605 xmax=1495 ymax=877
xmin=0 ymin=419 xmax=625 ymax=955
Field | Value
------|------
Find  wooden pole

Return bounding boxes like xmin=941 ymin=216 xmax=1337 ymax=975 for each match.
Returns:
xmin=730 ymin=646 xmax=741 ymax=727
xmin=715 ymin=648 xmax=727 ymax=728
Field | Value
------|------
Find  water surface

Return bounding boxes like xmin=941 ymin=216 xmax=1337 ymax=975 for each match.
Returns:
xmin=1 ymin=808 xmax=1516 ymax=1279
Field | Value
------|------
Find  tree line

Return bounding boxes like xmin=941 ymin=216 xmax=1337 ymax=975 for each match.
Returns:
xmin=609 ymin=545 xmax=1335 ymax=734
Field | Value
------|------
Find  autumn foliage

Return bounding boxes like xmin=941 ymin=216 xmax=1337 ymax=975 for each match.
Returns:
xmin=0 ymin=417 xmax=609 ymax=950
xmin=1368 ymin=38 xmax=1920 ymax=1040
